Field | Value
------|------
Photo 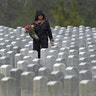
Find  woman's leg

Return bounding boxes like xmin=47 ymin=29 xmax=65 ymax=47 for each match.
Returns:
xmin=33 ymin=39 xmax=41 ymax=58
xmin=38 ymin=48 xmax=41 ymax=58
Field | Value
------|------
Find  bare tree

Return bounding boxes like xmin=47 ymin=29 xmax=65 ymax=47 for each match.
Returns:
xmin=24 ymin=0 xmax=28 ymax=7
xmin=5 ymin=0 xmax=8 ymax=9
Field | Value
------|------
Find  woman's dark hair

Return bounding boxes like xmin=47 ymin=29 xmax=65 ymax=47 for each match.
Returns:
xmin=34 ymin=10 xmax=46 ymax=21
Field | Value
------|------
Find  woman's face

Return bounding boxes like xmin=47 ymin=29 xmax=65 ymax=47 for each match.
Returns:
xmin=38 ymin=15 xmax=43 ymax=20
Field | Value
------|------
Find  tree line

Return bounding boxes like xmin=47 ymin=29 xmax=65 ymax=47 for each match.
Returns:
xmin=0 ymin=0 xmax=96 ymax=28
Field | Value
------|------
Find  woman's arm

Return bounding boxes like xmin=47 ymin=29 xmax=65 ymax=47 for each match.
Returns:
xmin=47 ymin=20 xmax=54 ymax=40
xmin=46 ymin=20 xmax=54 ymax=46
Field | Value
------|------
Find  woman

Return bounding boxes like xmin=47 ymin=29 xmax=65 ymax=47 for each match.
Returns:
xmin=29 ymin=10 xmax=54 ymax=58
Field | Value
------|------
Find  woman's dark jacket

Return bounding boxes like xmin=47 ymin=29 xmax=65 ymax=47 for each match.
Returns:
xmin=30 ymin=20 xmax=53 ymax=49
xmin=33 ymin=20 xmax=53 ymax=48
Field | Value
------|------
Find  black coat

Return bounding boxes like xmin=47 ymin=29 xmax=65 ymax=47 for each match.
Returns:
xmin=33 ymin=19 xmax=53 ymax=47
xmin=29 ymin=20 xmax=53 ymax=58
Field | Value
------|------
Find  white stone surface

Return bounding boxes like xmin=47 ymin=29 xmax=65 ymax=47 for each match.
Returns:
xmin=1 ymin=77 xmax=17 ymax=96
xmin=0 ymin=65 xmax=13 ymax=77
xmin=17 ymin=60 xmax=28 ymax=71
xmin=64 ymin=75 xmax=79 ymax=96
xmin=33 ymin=76 xmax=48 ymax=96
xmin=21 ymin=72 xmax=35 ymax=96
xmin=47 ymin=81 xmax=63 ymax=96
xmin=80 ymin=80 xmax=96 ymax=96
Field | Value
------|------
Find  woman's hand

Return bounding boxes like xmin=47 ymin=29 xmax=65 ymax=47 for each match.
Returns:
xmin=31 ymin=34 xmax=34 ymax=38
xmin=30 ymin=24 xmax=35 ymax=38
xmin=31 ymin=24 xmax=34 ymax=28
xmin=50 ymin=39 xmax=54 ymax=46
